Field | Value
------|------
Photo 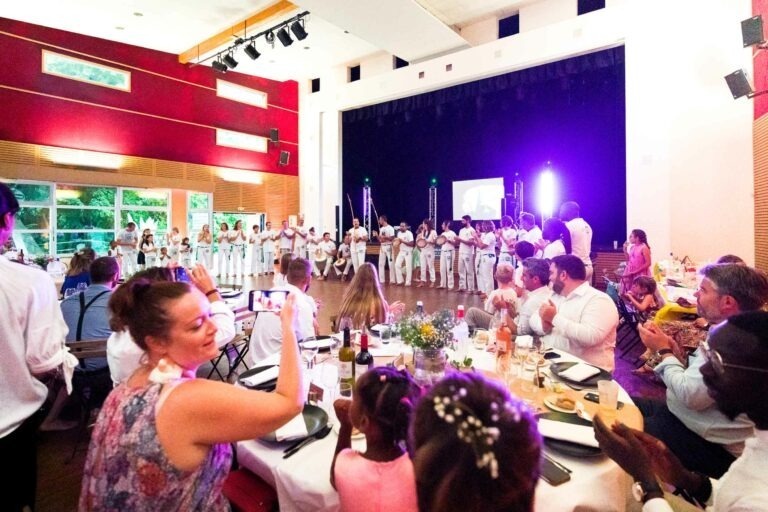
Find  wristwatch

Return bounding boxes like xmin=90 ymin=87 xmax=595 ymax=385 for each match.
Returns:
xmin=656 ymin=348 xmax=674 ymax=357
xmin=632 ymin=481 xmax=664 ymax=503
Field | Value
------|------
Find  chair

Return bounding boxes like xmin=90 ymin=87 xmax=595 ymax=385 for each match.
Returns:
xmin=223 ymin=468 xmax=278 ymax=512
xmin=207 ymin=308 xmax=256 ymax=382
xmin=66 ymin=339 xmax=110 ymax=462
xmin=604 ymin=277 xmax=644 ymax=362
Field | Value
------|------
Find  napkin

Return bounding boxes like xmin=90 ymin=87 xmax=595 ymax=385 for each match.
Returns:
xmin=369 ymin=346 xmax=402 ymax=357
xmin=559 ymin=363 xmax=601 ymax=382
xmin=240 ymin=366 xmax=280 ymax=387
xmin=275 ymin=412 xmax=309 ymax=441
xmin=538 ymin=418 xmax=599 ymax=448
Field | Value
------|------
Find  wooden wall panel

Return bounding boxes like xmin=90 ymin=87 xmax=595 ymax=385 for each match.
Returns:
xmin=755 ymin=115 xmax=768 ymax=272
xmin=0 ymin=140 xmax=36 ymax=165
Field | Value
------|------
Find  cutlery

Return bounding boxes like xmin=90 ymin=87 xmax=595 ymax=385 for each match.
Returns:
xmin=283 ymin=425 xmax=332 ymax=458
xmin=544 ymin=454 xmax=572 ymax=474
xmin=574 ymin=401 xmax=593 ymax=422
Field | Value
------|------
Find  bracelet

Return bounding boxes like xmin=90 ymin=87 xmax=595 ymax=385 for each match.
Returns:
xmin=656 ymin=348 xmax=674 ymax=356
xmin=205 ymin=289 xmax=220 ymax=298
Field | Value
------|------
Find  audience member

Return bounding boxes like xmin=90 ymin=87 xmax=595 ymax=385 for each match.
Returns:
xmin=517 ymin=212 xmax=541 ymax=244
xmin=530 ymin=255 xmax=618 ymax=370
xmin=635 ymin=263 xmax=768 ymax=477
xmin=411 ymin=372 xmax=541 ymax=512
xmin=716 ymin=254 xmax=746 ymax=265
xmin=621 ymin=229 xmax=652 ymax=293
xmin=273 ymin=252 xmax=295 ymax=288
xmin=559 ymin=201 xmax=593 ymax=281
xmin=79 ymin=280 xmax=304 ymax=510
xmin=595 ymin=312 xmax=768 ymax=511
xmin=539 ymin=217 xmax=571 ymax=259
xmin=336 ymin=262 xmax=405 ymax=330
xmin=60 ymin=249 xmax=95 ymax=295
xmin=331 ymin=367 xmax=421 ymax=512
xmin=623 ymin=275 xmax=658 ymax=321
xmin=465 ymin=262 xmax=518 ymax=330
xmin=515 ymin=258 xmax=553 ymax=336
xmin=512 ymin=240 xmax=536 ymax=289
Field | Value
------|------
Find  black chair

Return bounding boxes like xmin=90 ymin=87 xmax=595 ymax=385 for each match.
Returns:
xmin=605 ymin=277 xmax=645 ymax=362
xmin=207 ymin=308 xmax=255 ymax=382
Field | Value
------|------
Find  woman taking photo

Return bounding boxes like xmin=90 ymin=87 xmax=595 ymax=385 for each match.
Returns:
xmin=80 ymin=277 xmax=303 ymax=510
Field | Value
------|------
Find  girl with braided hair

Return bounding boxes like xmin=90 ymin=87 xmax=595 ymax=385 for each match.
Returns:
xmin=331 ymin=366 xmax=421 ymax=511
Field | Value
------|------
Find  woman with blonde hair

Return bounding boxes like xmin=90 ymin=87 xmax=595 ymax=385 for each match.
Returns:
xmin=336 ymin=262 xmax=404 ymax=329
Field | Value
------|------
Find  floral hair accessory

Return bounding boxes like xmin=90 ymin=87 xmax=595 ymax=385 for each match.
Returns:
xmin=380 ymin=374 xmax=387 ymax=382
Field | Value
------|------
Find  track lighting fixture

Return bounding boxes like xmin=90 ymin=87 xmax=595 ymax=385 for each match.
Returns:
xmin=276 ymin=27 xmax=293 ymax=47
xmin=212 ymin=58 xmax=228 ymax=73
xmin=222 ymin=52 xmax=239 ymax=69
xmin=290 ymin=20 xmax=308 ymax=41
xmin=244 ymin=43 xmax=260 ymax=60
xmin=265 ymin=31 xmax=275 ymax=47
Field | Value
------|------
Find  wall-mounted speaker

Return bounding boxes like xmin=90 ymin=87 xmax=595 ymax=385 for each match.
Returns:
xmin=269 ymin=128 xmax=279 ymax=143
xmin=742 ymin=15 xmax=765 ymax=47
xmin=724 ymin=70 xmax=753 ymax=99
xmin=279 ymin=150 xmax=290 ymax=166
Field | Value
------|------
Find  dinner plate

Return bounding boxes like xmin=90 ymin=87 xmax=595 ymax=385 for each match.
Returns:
xmin=261 ymin=404 xmax=329 ymax=443
xmin=543 ymin=396 xmax=577 ymax=414
xmin=539 ymin=412 xmax=602 ymax=457
xmin=219 ymin=289 xmax=242 ymax=299
xmin=332 ymin=422 xmax=365 ymax=440
xmin=299 ymin=335 xmax=338 ymax=351
xmin=238 ymin=365 xmax=278 ymax=391
xmin=549 ymin=361 xmax=612 ymax=388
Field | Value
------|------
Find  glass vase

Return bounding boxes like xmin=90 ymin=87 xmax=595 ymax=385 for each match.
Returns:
xmin=413 ymin=347 xmax=447 ymax=386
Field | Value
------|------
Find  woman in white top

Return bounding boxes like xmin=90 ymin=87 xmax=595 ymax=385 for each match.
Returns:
xmin=167 ymin=227 xmax=182 ymax=263
xmin=217 ymin=222 xmax=231 ymax=277
xmin=438 ymin=220 xmax=457 ymax=290
xmin=417 ymin=219 xmax=438 ymax=288
xmin=142 ymin=234 xmax=158 ymax=268
xmin=273 ymin=252 xmax=294 ymax=289
xmin=196 ymin=225 xmax=213 ymax=269
xmin=248 ymin=225 xmax=262 ymax=276
xmin=539 ymin=218 xmax=571 ymax=260
xmin=474 ymin=220 xmax=498 ymax=296
xmin=229 ymin=220 xmax=247 ymax=277
xmin=498 ymin=215 xmax=517 ymax=265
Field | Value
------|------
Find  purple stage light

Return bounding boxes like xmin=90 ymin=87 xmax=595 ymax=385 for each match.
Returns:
xmin=537 ymin=163 xmax=556 ymax=224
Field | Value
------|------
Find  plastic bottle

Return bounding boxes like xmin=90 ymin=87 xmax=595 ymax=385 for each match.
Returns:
xmin=452 ymin=305 xmax=470 ymax=360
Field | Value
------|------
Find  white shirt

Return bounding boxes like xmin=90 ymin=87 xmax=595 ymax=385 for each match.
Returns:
xmin=106 ymin=300 xmax=235 ymax=386
xmin=118 ymin=229 xmax=138 ymax=251
xmin=499 ymin=227 xmax=517 ymax=253
xmin=378 ymin=225 xmax=395 ymax=246
xmin=441 ymin=230 xmax=457 ymax=251
xmin=260 ymin=230 xmax=276 ymax=252
xmin=1 ymin=258 xmax=69 ymax=436
xmin=418 ymin=230 xmax=437 ymax=252
xmin=655 ymin=348 xmax=754 ymax=454
xmin=483 ymin=288 xmax=518 ymax=315
xmin=397 ymin=230 xmax=414 ymax=254
xmin=516 ymin=286 xmax=552 ymax=336
xmin=348 ymin=226 xmax=368 ymax=253
xmin=458 ymin=226 xmax=476 ymax=255
xmin=249 ymin=232 xmax=262 ymax=246
xmin=479 ymin=232 xmax=496 ymax=255
xmin=338 ymin=243 xmax=351 ymax=259
xmin=217 ymin=230 xmax=230 ymax=248
xmin=519 ymin=226 xmax=542 ymax=244
xmin=530 ymin=282 xmax=618 ymax=371
xmin=643 ymin=430 xmax=768 ymax=512
xmin=319 ymin=240 xmax=336 ymax=258
xmin=542 ymin=239 xmax=566 ymax=259
xmin=566 ymin=218 xmax=592 ymax=265
xmin=230 ymin=229 xmax=246 ymax=245
xmin=279 ymin=228 xmax=294 ymax=251
xmin=294 ymin=226 xmax=308 ymax=249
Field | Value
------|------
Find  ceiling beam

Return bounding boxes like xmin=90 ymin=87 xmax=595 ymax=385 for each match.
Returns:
xmin=178 ymin=0 xmax=297 ymax=64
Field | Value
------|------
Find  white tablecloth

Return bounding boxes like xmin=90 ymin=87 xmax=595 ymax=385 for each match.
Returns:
xmin=237 ymin=348 xmax=636 ymax=512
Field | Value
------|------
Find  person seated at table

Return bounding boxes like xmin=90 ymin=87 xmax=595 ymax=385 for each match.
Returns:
xmin=79 ymin=278 xmax=304 ymax=511
xmin=106 ymin=265 xmax=235 ymax=386
xmin=273 ymin=252 xmax=295 ymax=289
xmin=411 ymin=372 xmax=541 ymax=512
xmin=249 ymin=258 xmax=318 ymax=364
xmin=634 ymin=263 xmax=768 ymax=478
xmin=594 ymin=312 xmax=768 ymax=511
xmin=331 ymin=367 xmax=421 ymax=512
xmin=530 ymin=255 xmax=618 ymax=371
xmin=512 ymin=240 xmax=535 ymax=289
xmin=622 ymin=276 xmax=663 ymax=374
xmin=620 ymin=229 xmax=652 ymax=293
xmin=716 ymin=254 xmax=746 ymax=265
xmin=336 ymin=262 xmax=405 ymax=330
xmin=60 ymin=249 xmax=95 ymax=296
xmin=465 ymin=262 xmax=518 ymax=330
xmin=515 ymin=258 xmax=552 ymax=336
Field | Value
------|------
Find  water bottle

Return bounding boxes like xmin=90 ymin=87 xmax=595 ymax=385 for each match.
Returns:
xmin=452 ymin=305 xmax=470 ymax=359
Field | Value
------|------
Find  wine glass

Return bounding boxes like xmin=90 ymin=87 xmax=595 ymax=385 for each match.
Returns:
xmin=320 ymin=364 xmax=341 ymax=417
xmin=329 ymin=335 xmax=341 ymax=360
xmin=514 ymin=344 xmax=530 ymax=378
xmin=300 ymin=338 xmax=319 ymax=369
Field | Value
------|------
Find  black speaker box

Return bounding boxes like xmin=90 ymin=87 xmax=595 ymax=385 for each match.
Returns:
xmin=724 ymin=70 xmax=753 ymax=99
xmin=742 ymin=15 xmax=765 ymax=47
xmin=279 ymin=150 xmax=290 ymax=166
xmin=270 ymin=128 xmax=279 ymax=142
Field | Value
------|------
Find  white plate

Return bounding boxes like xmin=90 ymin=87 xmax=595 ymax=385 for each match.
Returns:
xmin=300 ymin=336 xmax=339 ymax=350
xmin=332 ymin=422 xmax=365 ymax=440
xmin=543 ymin=396 xmax=577 ymax=414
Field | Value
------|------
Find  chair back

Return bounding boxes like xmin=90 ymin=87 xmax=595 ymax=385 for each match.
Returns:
xmin=67 ymin=339 xmax=108 ymax=360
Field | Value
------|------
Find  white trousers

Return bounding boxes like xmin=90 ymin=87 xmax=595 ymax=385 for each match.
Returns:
xmin=334 ymin=259 xmax=352 ymax=276
xmin=439 ymin=250 xmax=454 ymax=288
xmin=477 ymin=254 xmax=496 ymax=295
xmin=420 ymin=248 xmax=436 ymax=283
xmin=395 ymin=250 xmax=413 ymax=285
xmin=313 ymin=257 xmax=334 ymax=276
xmin=197 ymin=246 xmax=212 ymax=269
xmin=218 ymin=246 xmax=232 ymax=276
xmin=122 ymin=249 xmax=138 ymax=277
xmin=263 ymin=250 xmax=275 ymax=273
xmin=232 ymin=245 xmax=245 ymax=276
xmin=498 ymin=252 xmax=513 ymax=265
xmin=293 ymin=245 xmax=307 ymax=259
xmin=378 ymin=246 xmax=395 ymax=283
xmin=351 ymin=248 xmax=365 ymax=272
xmin=458 ymin=253 xmax=475 ymax=291
xmin=250 ymin=245 xmax=263 ymax=275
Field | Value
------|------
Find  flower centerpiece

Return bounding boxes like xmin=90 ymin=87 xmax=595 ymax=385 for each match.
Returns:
xmin=397 ymin=309 xmax=456 ymax=385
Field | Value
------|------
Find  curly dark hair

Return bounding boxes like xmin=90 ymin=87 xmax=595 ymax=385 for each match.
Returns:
xmin=356 ymin=367 xmax=421 ymax=450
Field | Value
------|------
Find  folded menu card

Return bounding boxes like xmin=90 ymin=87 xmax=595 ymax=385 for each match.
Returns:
xmin=559 ymin=363 xmax=601 ymax=382
xmin=275 ymin=412 xmax=309 ymax=442
xmin=240 ymin=366 xmax=280 ymax=387
xmin=538 ymin=418 xmax=599 ymax=448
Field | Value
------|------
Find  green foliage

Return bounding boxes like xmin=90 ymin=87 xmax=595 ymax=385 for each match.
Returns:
xmin=396 ymin=309 xmax=456 ymax=350
xmin=122 ymin=190 xmax=168 ymax=207
xmin=8 ymin=183 xmax=50 ymax=203
xmin=56 ymin=186 xmax=115 ymax=206
xmin=57 ymin=208 xmax=114 ymax=230
xmin=16 ymin=207 xmax=50 ymax=230
xmin=56 ymin=232 xmax=113 ymax=256
xmin=47 ymin=58 xmax=128 ymax=88
xmin=189 ymin=193 xmax=209 ymax=210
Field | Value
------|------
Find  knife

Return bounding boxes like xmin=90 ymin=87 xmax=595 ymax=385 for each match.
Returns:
xmin=283 ymin=425 xmax=332 ymax=459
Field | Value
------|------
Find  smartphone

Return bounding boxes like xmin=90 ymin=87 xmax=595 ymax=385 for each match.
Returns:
xmin=174 ymin=267 xmax=190 ymax=282
xmin=540 ymin=457 xmax=571 ymax=486
xmin=583 ymin=392 xmax=625 ymax=409
xmin=248 ymin=290 xmax=288 ymax=312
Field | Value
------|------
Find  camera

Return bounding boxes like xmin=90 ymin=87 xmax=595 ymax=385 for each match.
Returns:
xmin=248 ymin=290 xmax=288 ymax=312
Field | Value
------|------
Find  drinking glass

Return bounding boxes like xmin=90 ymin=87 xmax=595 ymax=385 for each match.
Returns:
xmin=300 ymin=339 xmax=319 ymax=370
xmin=77 ymin=282 xmax=88 ymax=292
xmin=329 ymin=336 xmax=341 ymax=360
xmin=321 ymin=364 xmax=340 ymax=415
xmin=514 ymin=344 xmax=530 ymax=378
xmin=64 ymin=288 xmax=77 ymax=299
xmin=597 ymin=380 xmax=619 ymax=424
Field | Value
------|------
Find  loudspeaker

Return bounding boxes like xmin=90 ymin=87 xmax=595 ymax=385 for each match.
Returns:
xmin=724 ymin=70 xmax=753 ymax=99
xmin=269 ymin=128 xmax=279 ymax=143
xmin=742 ymin=15 xmax=765 ymax=47
xmin=279 ymin=150 xmax=290 ymax=166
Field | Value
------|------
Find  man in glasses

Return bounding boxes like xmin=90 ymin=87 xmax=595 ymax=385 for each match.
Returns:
xmin=594 ymin=312 xmax=768 ymax=510
xmin=635 ymin=263 xmax=768 ymax=477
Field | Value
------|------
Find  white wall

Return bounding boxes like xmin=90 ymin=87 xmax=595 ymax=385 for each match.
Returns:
xmin=299 ymin=0 xmax=754 ymax=264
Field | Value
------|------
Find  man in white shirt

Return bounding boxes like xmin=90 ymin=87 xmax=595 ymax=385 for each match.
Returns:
xmin=394 ymin=221 xmax=415 ymax=287
xmin=635 ymin=263 xmax=768 ymax=477
xmin=516 ymin=258 xmax=553 ymax=336
xmin=260 ymin=221 xmax=276 ymax=274
xmin=248 ymin=225 xmax=262 ymax=276
xmin=334 ymin=235 xmax=352 ymax=281
xmin=249 ymin=258 xmax=318 ymax=363
xmin=375 ymin=215 xmax=396 ymax=284
xmin=0 ymin=183 xmax=72 ymax=511
xmin=116 ymin=221 xmax=139 ymax=277
xmin=348 ymin=217 xmax=368 ymax=273
xmin=559 ymin=201 xmax=593 ymax=282
xmin=456 ymin=215 xmax=476 ymax=293
xmin=278 ymin=220 xmax=294 ymax=256
xmin=498 ymin=215 xmax=517 ymax=265
xmin=530 ymin=254 xmax=618 ymax=371
xmin=293 ymin=215 xmax=308 ymax=259
xmin=315 ymin=232 xmax=336 ymax=280
xmin=594 ymin=312 xmax=768 ymax=512
xmin=438 ymin=220 xmax=457 ymax=290
xmin=517 ymin=212 xmax=542 ymax=244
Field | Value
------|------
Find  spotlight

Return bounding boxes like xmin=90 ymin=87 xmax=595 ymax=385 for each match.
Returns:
xmin=290 ymin=20 xmax=308 ymax=41
xmin=244 ymin=43 xmax=260 ymax=60
xmin=276 ymin=26 xmax=293 ymax=47
xmin=537 ymin=163 xmax=556 ymax=222
xmin=265 ymin=31 xmax=275 ymax=47
xmin=212 ymin=58 xmax=228 ymax=73
xmin=222 ymin=52 xmax=239 ymax=69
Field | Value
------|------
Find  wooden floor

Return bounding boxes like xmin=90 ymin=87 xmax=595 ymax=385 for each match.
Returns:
xmin=34 ymin=270 xmax=663 ymax=511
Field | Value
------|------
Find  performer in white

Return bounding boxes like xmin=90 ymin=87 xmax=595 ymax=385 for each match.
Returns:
xmin=166 ymin=227 xmax=182 ymax=263
xmin=475 ymin=220 xmax=497 ymax=296
xmin=230 ymin=220 xmax=247 ymax=277
xmin=394 ymin=221 xmax=414 ymax=287
xmin=216 ymin=222 xmax=231 ymax=277
xmin=314 ymin=231 xmax=336 ymax=280
xmin=348 ymin=217 xmax=368 ymax=273
xmin=518 ymin=212 xmax=542 ymax=244
xmin=456 ymin=215 xmax=476 ymax=293
xmin=196 ymin=224 xmax=213 ymax=269
xmin=278 ymin=220 xmax=294 ymax=256
xmin=306 ymin=227 xmax=321 ymax=276
xmin=248 ymin=224 xmax=262 ymax=276
xmin=334 ymin=235 xmax=352 ymax=280
xmin=116 ymin=221 xmax=139 ymax=277
xmin=260 ymin=221 xmax=276 ymax=274
xmin=142 ymin=233 xmax=158 ymax=268
xmin=417 ymin=219 xmax=437 ymax=288
xmin=293 ymin=215 xmax=309 ymax=259
xmin=498 ymin=215 xmax=517 ymax=265
xmin=157 ymin=247 xmax=171 ymax=267
xmin=437 ymin=221 xmax=457 ymax=290
xmin=375 ymin=215 xmax=396 ymax=284
xmin=559 ymin=201 xmax=594 ymax=282
xmin=179 ymin=237 xmax=192 ymax=267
